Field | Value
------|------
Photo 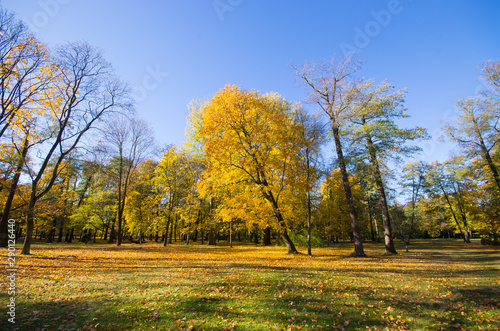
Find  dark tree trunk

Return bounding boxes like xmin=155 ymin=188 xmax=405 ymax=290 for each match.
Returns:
xmin=263 ymin=190 xmax=298 ymax=254
xmin=480 ymin=137 xmax=500 ymax=193
xmin=163 ymin=214 xmax=171 ymax=246
xmin=208 ymin=228 xmax=216 ymax=245
xmin=261 ymin=226 xmax=272 ymax=246
xmin=0 ymin=136 xmax=29 ymax=247
xmin=307 ymin=190 xmax=312 ymax=256
xmin=58 ymin=225 xmax=63 ymax=242
xmin=68 ymin=227 xmax=75 ymax=243
xmin=21 ymin=191 xmax=37 ymax=255
xmin=331 ymin=122 xmax=366 ymax=257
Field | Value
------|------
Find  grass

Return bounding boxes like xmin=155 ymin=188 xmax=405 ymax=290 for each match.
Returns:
xmin=1 ymin=239 xmax=499 ymax=330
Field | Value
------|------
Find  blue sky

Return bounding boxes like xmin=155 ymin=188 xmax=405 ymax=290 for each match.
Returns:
xmin=2 ymin=0 xmax=500 ymax=163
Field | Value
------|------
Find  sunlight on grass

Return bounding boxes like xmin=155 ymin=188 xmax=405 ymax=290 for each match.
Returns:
xmin=3 ymin=240 xmax=499 ymax=330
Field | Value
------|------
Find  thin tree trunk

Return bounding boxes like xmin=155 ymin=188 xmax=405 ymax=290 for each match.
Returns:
xmin=229 ymin=219 xmax=232 ymax=248
xmin=307 ymin=190 xmax=312 ymax=256
xmin=362 ymin=117 xmax=397 ymax=254
xmin=21 ymin=192 xmax=37 ymax=255
xmin=439 ymin=182 xmax=466 ymax=242
xmin=163 ymin=214 xmax=171 ymax=246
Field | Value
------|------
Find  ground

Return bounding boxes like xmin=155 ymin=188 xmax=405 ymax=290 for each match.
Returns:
xmin=1 ymin=239 xmax=499 ymax=330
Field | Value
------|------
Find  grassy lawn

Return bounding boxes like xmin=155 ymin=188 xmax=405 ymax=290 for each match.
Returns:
xmin=1 ymin=239 xmax=499 ymax=330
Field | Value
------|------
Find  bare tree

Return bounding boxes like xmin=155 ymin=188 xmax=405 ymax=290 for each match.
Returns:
xmin=293 ymin=54 xmax=367 ymax=257
xmin=21 ymin=42 xmax=130 ymax=255
xmin=100 ymin=116 xmax=154 ymax=246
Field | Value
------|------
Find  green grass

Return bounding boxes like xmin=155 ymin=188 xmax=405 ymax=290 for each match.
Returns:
xmin=1 ymin=239 xmax=499 ymax=330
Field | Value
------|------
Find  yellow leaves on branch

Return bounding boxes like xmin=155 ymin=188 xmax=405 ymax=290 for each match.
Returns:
xmin=193 ymin=85 xmax=308 ymax=230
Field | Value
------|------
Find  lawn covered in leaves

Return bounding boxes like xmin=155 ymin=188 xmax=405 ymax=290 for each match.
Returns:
xmin=2 ymin=239 xmax=499 ymax=330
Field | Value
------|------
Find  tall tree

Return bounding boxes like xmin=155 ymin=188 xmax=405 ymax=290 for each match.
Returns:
xmin=0 ymin=10 xmax=53 ymax=247
xmin=193 ymin=85 xmax=305 ymax=254
xmin=349 ymin=81 xmax=428 ymax=254
xmin=293 ymin=54 xmax=367 ymax=256
xmin=101 ymin=116 xmax=154 ymax=246
xmin=21 ymin=42 xmax=129 ymax=255
xmin=294 ymin=106 xmax=325 ymax=255
xmin=444 ymin=60 xmax=500 ymax=195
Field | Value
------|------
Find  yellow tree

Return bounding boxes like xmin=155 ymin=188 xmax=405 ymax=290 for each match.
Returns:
xmin=154 ymin=146 xmax=199 ymax=245
xmin=317 ymin=169 xmax=366 ymax=242
xmin=125 ymin=159 xmax=159 ymax=243
xmin=193 ymin=85 xmax=306 ymax=254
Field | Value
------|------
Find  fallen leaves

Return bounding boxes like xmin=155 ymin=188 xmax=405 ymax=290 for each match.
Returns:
xmin=2 ymin=240 xmax=499 ymax=330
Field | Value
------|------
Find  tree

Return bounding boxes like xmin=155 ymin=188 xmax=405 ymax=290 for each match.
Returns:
xmin=154 ymin=147 xmax=202 ymax=246
xmin=349 ymin=81 xmax=427 ymax=253
xmin=193 ymin=85 xmax=305 ymax=254
xmin=294 ymin=106 xmax=325 ymax=255
xmin=317 ymin=169 xmax=367 ymax=243
xmin=0 ymin=8 xmax=49 ymax=138
xmin=21 ymin=42 xmax=129 ymax=255
xmin=400 ymin=161 xmax=428 ymax=248
xmin=425 ymin=159 xmax=474 ymax=243
xmin=100 ymin=116 xmax=154 ymax=246
xmin=444 ymin=61 xmax=500 ymax=195
xmin=0 ymin=10 xmax=54 ymax=247
xmin=293 ymin=54 xmax=367 ymax=256
xmin=125 ymin=159 xmax=158 ymax=243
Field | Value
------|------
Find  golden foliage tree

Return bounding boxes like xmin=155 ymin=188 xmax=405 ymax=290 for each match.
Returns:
xmin=192 ymin=85 xmax=307 ymax=253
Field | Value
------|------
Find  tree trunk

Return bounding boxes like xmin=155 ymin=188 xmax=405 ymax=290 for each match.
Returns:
xmin=362 ymin=118 xmax=397 ymax=254
xmin=68 ymin=227 xmax=75 ymax=243
xmin=261 ymin=226 xmax=272 ymax=246
xmin=331 ymin=122 xmax=366 ymax=257
xmin=58 ymin=224 xmax=63 ymax=242
xmin=163 ymin=214 xmax=171 ymax=246
xmin=0 ymin=136 xmax=29 ymax=247
xmin=208 ymin=228 xmax=216 ymax=245
xmin=367 ymin=198 xmax=376 ymax=242
xmin=108 ymin=220 xmax=115 ymax=243
xmin=439 ymin=182 xmax=467 ymax=242
xmin=229 ymin=219 xmax=232 ymax=248
xmin=307 ymin=190 xmax=312 ymax=256
xmin=480 ymin=137 xmax=500 ymax=193
xmin=263 ymin=189 xmax=298 ymax=254
xmin=116 ymin=207 xmax=123 ymax=246
xmin=21 ymin=192 xmax=37 ymax=255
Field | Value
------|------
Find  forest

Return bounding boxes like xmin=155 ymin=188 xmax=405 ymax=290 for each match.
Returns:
xmin=0 ymin=7 xmax=499 ymax=259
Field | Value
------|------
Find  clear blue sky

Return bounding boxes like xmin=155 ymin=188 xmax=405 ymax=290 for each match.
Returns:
xmin=2 ymin=0 xmax=500 ymax=162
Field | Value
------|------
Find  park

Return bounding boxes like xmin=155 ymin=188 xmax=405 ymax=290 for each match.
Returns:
xmin=1 ymin=2 xmax=500 ymax=330
xmin=5 ymin=238 xmax=499 ymax=330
